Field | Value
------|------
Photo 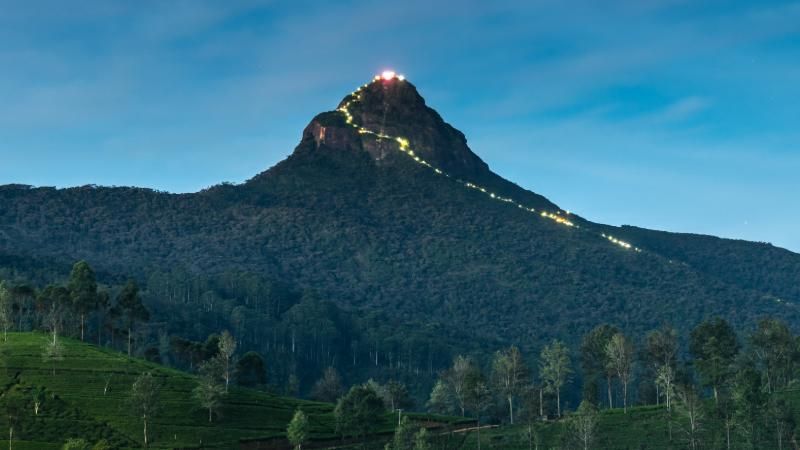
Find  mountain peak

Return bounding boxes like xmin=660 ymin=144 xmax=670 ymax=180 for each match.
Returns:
xmin=296 ymin=73 xmax=490 ymax=179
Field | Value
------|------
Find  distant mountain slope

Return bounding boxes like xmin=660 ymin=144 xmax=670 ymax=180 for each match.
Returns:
xmin=1 ymin=75 xmax=799 ymax=352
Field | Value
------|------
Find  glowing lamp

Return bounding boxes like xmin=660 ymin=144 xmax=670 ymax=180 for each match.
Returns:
xmin=381 ymin=70 xmax=396 ymax=80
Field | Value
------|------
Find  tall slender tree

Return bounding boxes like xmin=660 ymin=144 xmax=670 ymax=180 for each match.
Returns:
xmin=443 ymin=355 xmax=478 ymax=417
xmin=217 ymin=330 xmax=237 ymax=393
xmin=645 ymin=326 xmax=678 ymax=405
xmin=193 ymin=367 xmax=225 ymax=423
xmin=690 ymin=318 xmax=739 ymax=401
xmin=568 ymin=401 xmax=598 ymax=450
xmin=67 ymin=261 xmax=98 ymax=341
xmin=750 ymin=318 xmax=796 ymax=393
xmin=580 ymin=324 xmax=619 ymax=408
xmin=464 ymin=375 xmax=493 ymax=450
xmin=492 ymin=346 xmax=529 ymax=424
xmin=115 ymin=281 xmax=150 ymax=356
xmin=287 ymin=409 xmax=309 ymax=450
xmin=675 ymin=385 xmax=704 ymax=450
xmin=539 ymin=340 xmax=572 ymax=417
xmin=732 ymin=366 xmax=766 ymax=449
xmin=130 ymin=372 xmax=162 ymax=448
xmin=605 ymin=333 xmax=634 ymax=413
xmin=0 ymin=283 xmax=12 ymax=342
xmin=95 ymin=290 xmax=110 ymax=346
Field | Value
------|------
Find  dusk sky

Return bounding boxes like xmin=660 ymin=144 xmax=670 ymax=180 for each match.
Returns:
xmin=1 ymin=0 xmax=798 ymax=252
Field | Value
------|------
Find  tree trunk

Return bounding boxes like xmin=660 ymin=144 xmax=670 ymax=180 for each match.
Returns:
xmin=623 ymin=380 xmax=628 ymax=413
xmin=80 ymin=313 xmax=85 ymax=341
xmin=209 ymin=407 xmax=212 ymax=423
xmin=528 ymin=424 xmax=533 ymax=450
xmin=557 ymin=389 xmax=561 ymax=417
xmin=607 ymin=376 xmax=613 ymax=409
xmin=128 ymin=326 xmax=132 ymax=356
xmin=143 ymin=417 xmax=148 ymax=448
xmin=508 ymin=396 xmax=514 ymax=425
xmin=477 ymin=419 xmax=481 ymax=450
xmin=655 ymin=383 xmax=660 ymax=406
xmin=539 ymin=388 xmax=543 ymax=418
xmin=726 ymin=421 xmax=731 ymax=450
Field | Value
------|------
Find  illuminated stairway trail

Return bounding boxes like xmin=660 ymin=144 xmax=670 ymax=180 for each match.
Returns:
xmin=337 ymin=74 xmax=640 ymax=253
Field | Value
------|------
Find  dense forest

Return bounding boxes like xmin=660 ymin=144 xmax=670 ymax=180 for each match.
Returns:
xmin=4 ymin=261 xmax=800 ymax=449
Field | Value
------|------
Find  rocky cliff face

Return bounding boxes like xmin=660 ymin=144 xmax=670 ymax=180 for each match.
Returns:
xmin=298 ymin=76 xmax=490 ymax=180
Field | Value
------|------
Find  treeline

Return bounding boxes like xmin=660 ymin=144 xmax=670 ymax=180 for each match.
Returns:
xmin=417 ymin=318 xmax=800 ymax=449
xmin=0 ymin=261 xmax=148 ymax=355
xmin=0 ymin=261 xmax=457 ymax=401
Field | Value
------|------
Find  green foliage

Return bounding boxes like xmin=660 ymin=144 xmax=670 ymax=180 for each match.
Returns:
xmin=425 ymin=380 xmax=454 ymax=415
xmin=539 ymin=340 xmax=572 ymax=417
xmin=90 ymin=440 xmax=111 ymax=450
xmin=605 ymin=333 xmax=634 ymax=412
xmin=235 ymin=351 xmax=267 ymax=387
xmin=0 ymin=332 xmax=342 ymax=448
xmin=61 ymin=438 xmax=89 ymax=450
xmin=385 ymin=415 xmax=415 ymax=450
xmin=413 ymin=427 xmax=431 ymax=450
xmin=41 ymin=333 xmax=65 ymax=375
xmin=334 ymin=384 xmax=385 ymax=439
xmin=750 ymin=317 xmax=796 ymax=393
xmin=491 ymin=346 xmax=528 ymax=424
xmin=287 ymin=409 xmax=309 ymax=449
xmin=690 ymin=318 xmax=739 ymax=399
xmin=311 ymin=366 xmax=343 ymax=403
xmin=732 ymin=365 xmax=767 ymax=447
xmin=129 ymin=371 xmax=162 ymax=446
xmin=67 ymin=261 xmax=97 ymax=341
xmin=580 ymin=324 xmax=619 ymax=406
xmin=567 ymin=400 xmax=598 ymax=450
xmin=114 ymin=280 xmax=149 ymax=356
xmin=441 ymin=355 xmax=478 ymax=417
xmin=192 ymin=369 xmax=225 ymax=423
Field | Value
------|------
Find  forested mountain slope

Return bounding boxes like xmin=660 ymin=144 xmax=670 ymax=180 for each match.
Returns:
xmin=1 ymin=75 xmax=799 ymax=355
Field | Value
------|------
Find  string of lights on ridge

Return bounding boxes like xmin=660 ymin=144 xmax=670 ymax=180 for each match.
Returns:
xmin=337 ymin=71 xmax=640 ymax=253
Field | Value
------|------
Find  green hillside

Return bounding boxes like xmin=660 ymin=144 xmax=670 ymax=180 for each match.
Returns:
xmin=462 ymin=394 xmax=800 ymax=450
xmin=0 ymin=332 xmax=370 ymax=449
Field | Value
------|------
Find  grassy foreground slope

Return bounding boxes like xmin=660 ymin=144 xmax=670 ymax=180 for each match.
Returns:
xmin=465 ymin=396 xmax=800 ymax=450
xmin=0 ymin=332 xmax=343 ymax=449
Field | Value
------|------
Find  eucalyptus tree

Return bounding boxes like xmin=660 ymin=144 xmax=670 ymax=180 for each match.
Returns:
xmin=443 ymin=355 xmax=479 ymax=417
xmin=749 ymin=318 xmax=796 ymax=393
xmin=539 ymin=340 xmax=572 ymax=417
xmin=67 ymin=261 xmax=98 ymax=341
xmin=115 ymin=281 xmax=150 ymax=356
xmin=689 ymin=318 xmax=739 ymax=402
xmin=217 ymin=330 xmax=237 ymax=392
xmin=580 ymin=324 xmax=619 ymax=409
xmin=130 ymin=372 xmax=162 ymax=448
xmin=645 ymin=326 xmax=678 ymax=406
xmin=287 ymin=409 xmax=309 ymax=450
xmin=605 ymin=333 xmax=634 ymax=412
xmin=491 ymin=345 xmax=529 ymax=424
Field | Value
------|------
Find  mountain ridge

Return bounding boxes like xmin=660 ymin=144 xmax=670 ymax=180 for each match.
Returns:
xmin=1 ymin=74 xmax=799 ymax=357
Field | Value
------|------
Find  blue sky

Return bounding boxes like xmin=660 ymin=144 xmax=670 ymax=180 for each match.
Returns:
xmin=1 ymin=0 xmax=798 ymax=252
